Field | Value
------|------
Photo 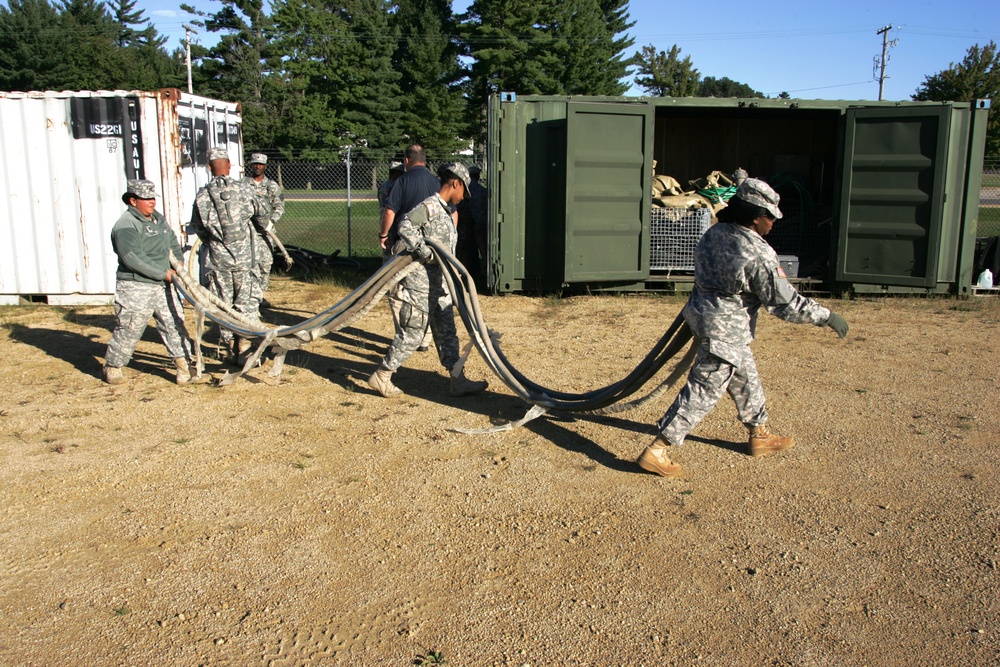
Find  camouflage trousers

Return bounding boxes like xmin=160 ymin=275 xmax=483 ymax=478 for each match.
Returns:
xmin=206 ymin=267 xmax=259 ymax=345
xmin=382 ymin=248 xmax=431 ymax=346
xmin=380 ymin=264 xmax=459 ymax=372
xmin=105 ymin=280 xmax=192 ymax=368
xmin=657 ymin=343 xmax=767 ymax=446
xmin=251 ymin=232 xmax=273 ymax=310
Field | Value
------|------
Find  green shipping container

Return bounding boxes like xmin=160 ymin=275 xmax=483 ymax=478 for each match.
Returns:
xmin=485 ymin=94 xmax=990 ymax=295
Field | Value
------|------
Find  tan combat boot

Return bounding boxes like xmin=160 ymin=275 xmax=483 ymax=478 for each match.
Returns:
xmin=449 ymin=371 xmax=488 ymax=397
xmin=368 ymin=368 xmax=403 ymax=397
xmin=235 ymin=338 xmax=254 ymax=366
xmin=102 ymin=365 xmax=125 ymax=385
xmin=174 ymin=358 xmax=210 ymax=385
xmin=748 ymin=424 xmax=796 ymax=457
xmin=636 ymin=435 xmax=684 ymax=478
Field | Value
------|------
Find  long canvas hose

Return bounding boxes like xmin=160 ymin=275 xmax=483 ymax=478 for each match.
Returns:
xmin=169 ymin=243 xmax=695 ymax=414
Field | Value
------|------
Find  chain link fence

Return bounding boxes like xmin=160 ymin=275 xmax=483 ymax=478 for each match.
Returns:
xmin=980 ymin=157 xmax=1000 ymax=238
xmin=249 ymin=154 xmax=484 ymax=260
xmin=250 ymin=153 xmax=1000 ymax=265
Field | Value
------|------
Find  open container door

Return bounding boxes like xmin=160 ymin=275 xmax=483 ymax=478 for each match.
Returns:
xmin=836 ymin=106 xmax=950 ymax=288
xmin=563 ymin=102 xmax=652 ymax=283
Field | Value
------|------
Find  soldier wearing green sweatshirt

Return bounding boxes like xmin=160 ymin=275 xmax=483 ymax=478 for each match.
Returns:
xmin=103 ymin=180 xmax=207 ymax=386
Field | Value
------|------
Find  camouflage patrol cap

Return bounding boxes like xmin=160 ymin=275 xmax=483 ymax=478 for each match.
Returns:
xmin=248 ymin=152 xmax=268 ymax=165
xmin=122 ymin=179 xmax=158 ymax=203
xmin=208 ymin=147 xmax=229 ymax=162
xmin=441 ymin=162 xmax=471 ymax=196
xmin=735 ymin=178 xmax=782 ymax=220
xmin=389 ymin=161 xmax=405 ymax=173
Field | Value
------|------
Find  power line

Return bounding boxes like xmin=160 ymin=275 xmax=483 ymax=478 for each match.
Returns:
xmin=762 ymin=80 xmax=873 ymax=97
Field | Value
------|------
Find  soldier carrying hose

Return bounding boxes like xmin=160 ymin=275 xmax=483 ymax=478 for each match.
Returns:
xmin=190 ymin=147 xmax=271 ymax=365
xmin=102 ymin=180 xmax=208 ymax=386
xmin=637 ymin=178 xmax=850 ymax=478
xmin=368 ymin=163 xmax=490 ymax=399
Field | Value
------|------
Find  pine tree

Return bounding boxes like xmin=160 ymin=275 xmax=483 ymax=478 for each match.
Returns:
xmin=57 ymin=0 xmax=123 ymax=89
xmin=0 ymin=0 xmax=70 ymax=90
xmin=591 ymin=0 xmax=633 ymax=95
xmin=108 ymin=0 xmax=143 ymax=47
xmin=336 ymin=0 xmax=403 ymax=153
xmin=1 ymin=0 xmax=181 ymax=91
xmin=269 ymin=0 xmax=352 ymax=154
xmin=392 ymin=0 xmax=468 ymax=155
xmin=463 ymin=0 xmax=555 ymax=98
xmin=183 ymin=0 xmax=282 ymax=148
xmin=269 ymin=0 xmax=403 ymax=155
xmin=461 ymin=0 xmax=558 ymax=145
xmin=698 ymin=76 xmax=762 ymax=98
xmin=632 ymin=44 xmax=700 ymax=97
xmin=913 ymin=41 xmax=999 ymax=156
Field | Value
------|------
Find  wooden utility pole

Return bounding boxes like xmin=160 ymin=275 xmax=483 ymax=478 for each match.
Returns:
xmin=183 ymin=24 xmax=198 ymax=95
xmin=874 ymin=25 xmax=897 ymax=101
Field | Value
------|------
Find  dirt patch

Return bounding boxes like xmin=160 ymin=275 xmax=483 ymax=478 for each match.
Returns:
xmin=1 ymin=281 xmax=999 ymax=666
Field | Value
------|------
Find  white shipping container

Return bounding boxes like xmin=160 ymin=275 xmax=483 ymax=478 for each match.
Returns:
xmin=0 ymin=89 xmax=243 ymax=305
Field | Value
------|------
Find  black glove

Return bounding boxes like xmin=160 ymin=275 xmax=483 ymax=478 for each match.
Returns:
xmin=826 ymin=312 xmax=848 ymax=339
xmin=414 ymin=245 xmax=434 ymax=264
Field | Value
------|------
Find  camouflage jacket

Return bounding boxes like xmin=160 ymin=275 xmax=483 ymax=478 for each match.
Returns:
xmin=243 ymin=175 xmax=284 ymax=228
xmin=191 ymin=175 xmax=271 ymax=271
xmin=683 ymin=222 xmax=831 ymax=365
xmin=397 ymin=193 xmax=456 ymax=255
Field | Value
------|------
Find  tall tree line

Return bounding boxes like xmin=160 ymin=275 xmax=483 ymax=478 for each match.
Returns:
xmin=186 ymin=0 xmax=636 ymax=156
xmin=0 ymin=0 xmax=183 ymax=91
xmin=4 ymin=2 xmax=998 ymax=158
xmin=0 ymin=0 xmax=635 ymax=156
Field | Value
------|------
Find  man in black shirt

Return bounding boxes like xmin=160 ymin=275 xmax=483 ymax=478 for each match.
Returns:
xmin=379 ymin=145 xmax=444 ymax=250
xmin=378 ymin=145 xmax=455 ymax=349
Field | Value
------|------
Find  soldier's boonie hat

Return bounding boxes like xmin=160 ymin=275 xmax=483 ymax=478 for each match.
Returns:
xmin=208 ymin=147 xmax=229 ymax=161
xmin=735 ymin=178 xmax=782 ymax=220
xmin=468 ymin=164 xmax=482 ymax=177
xmin=248 ymin=152 xmax=268 ymax=165
xmin=389 ymin=161 xmax=405 ymax=173
xmin=441 ymin=162 xmax=471 ymax=196
xmin=122 ymin=179 xmax=158 ymax=203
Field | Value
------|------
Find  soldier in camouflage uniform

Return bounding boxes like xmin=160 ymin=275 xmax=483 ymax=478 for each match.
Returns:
xmin=243 ymin=152 xmax=284 ymax=310
xmin=103 ymin=180 xmax=208 ymax=386
xmin=377 ymin=160 xmax=405 ymax=223
xmin=368 ymin=163 xmax=489 ymax=398
xmin=190 ymin=147 xmax=271 ymax=363
xmin=637 ymin=178 xmax=850 ymax=478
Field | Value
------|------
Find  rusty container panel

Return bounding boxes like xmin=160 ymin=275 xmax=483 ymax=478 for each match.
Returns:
xmin=155 ymin=90 xmax=243 ymax=239
xmin=0 ymin=89 xmax=242 ymax=305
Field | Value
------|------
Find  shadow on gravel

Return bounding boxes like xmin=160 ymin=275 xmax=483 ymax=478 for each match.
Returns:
xmin=6 ymin=324 xmax=175 ymax=383
xmin=683 ymin=434 xmax=746 ymax=455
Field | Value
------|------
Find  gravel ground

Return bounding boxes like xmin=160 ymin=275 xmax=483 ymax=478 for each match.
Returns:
xmin=1 ymin=279 xmax=998 ymax=666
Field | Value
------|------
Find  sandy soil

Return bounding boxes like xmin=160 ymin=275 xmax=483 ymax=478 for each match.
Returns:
xmin=1 ymin=278 xmax=998 ymax=667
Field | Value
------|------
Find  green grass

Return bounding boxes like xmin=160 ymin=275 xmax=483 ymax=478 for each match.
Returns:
xmin=982 ymin=171 xmax=1000 ymax=187
xmin=977 ymin=206 xmax=1000 ymax=237
xmin=279 ymin=200 xmax=381 ymax=256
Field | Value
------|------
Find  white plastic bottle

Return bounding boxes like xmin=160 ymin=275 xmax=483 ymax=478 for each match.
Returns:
xmin=977 ymin=269 xmax=994 ymax=289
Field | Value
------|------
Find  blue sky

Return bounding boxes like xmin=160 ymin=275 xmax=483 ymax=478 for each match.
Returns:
xmin=147 ymin=0 xmax=998 ymax=102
